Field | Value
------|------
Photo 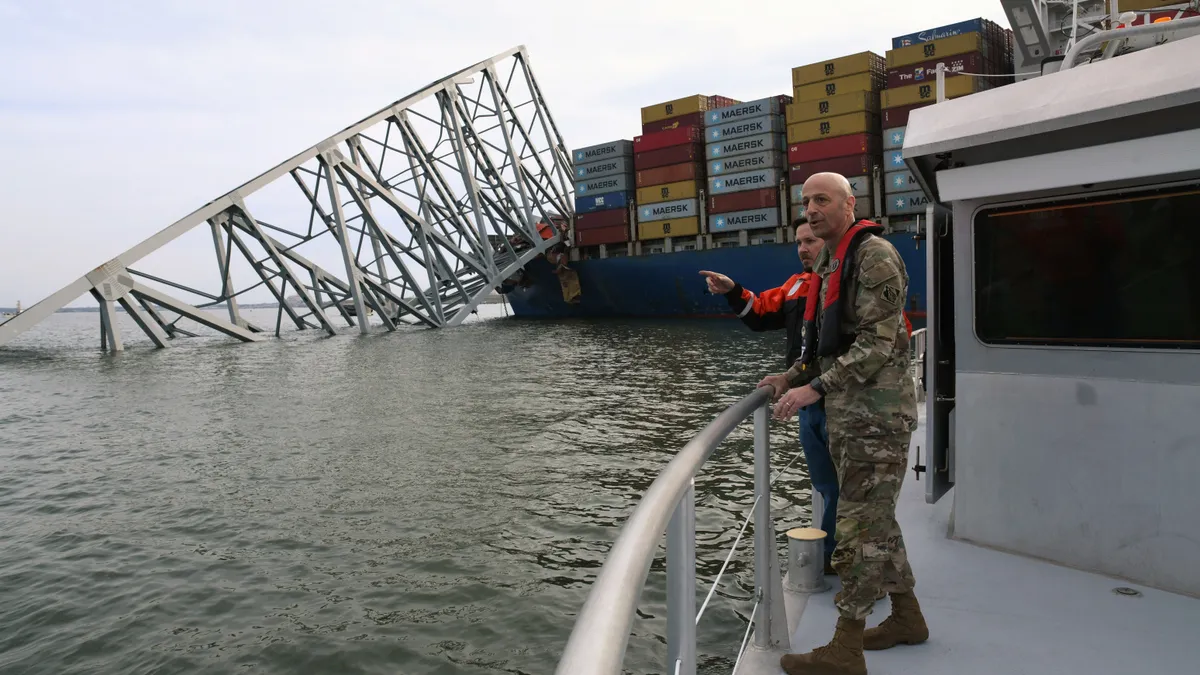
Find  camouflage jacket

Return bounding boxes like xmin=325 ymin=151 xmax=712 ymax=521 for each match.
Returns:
xmin=785 ymin=233 xmax=917 ymax=436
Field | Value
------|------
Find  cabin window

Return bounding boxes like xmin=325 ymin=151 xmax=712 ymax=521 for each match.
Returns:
xmin=974 ymin=184 xmax=1200 ymax=349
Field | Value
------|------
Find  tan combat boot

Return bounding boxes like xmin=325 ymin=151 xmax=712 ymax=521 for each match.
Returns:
xmin=862 ymin=591 xmax=929 ymax=650
xmin=779 ymin=616 xmax=867 ymax=675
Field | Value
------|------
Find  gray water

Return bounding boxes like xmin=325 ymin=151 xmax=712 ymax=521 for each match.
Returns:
xmin=0 ymin=306 xmax=815 ymax=675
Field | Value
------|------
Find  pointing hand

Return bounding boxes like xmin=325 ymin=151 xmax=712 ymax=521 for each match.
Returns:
xmin=699 ymin=270 xmax=735 ymax=294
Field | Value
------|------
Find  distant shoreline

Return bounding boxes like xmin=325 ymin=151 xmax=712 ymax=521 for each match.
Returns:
xmin=1 ymin=293 xmax=508 ymax=315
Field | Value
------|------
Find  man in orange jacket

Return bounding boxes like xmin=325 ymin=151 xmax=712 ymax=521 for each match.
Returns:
xmin=700 ymin=221 xmax=839 ymax=573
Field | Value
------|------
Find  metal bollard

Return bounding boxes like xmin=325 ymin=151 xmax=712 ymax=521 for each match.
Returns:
xmin=784 ymin=527 xmax=829 ymax=593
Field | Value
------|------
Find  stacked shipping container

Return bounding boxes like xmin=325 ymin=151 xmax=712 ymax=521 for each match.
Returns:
xmin=634 ymin=94 xmax=736 ymax=248
xmin=882 ymin=18 xmax=1015 ymax=222
xmin=784 ymin=51 xmax=885 ymax=225
xmin=572 ymin=140 xmax=635 ymax=248
xmin=704 ymin=95 xmax=791 ymax=240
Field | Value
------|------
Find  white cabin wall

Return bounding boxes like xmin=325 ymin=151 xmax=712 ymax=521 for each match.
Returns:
xmin=948 ymin=196 xmax=1200 ymax=597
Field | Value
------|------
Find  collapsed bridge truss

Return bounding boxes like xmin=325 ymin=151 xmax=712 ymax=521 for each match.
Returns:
xmin=0 ymin=46 xmax=574 ymax=351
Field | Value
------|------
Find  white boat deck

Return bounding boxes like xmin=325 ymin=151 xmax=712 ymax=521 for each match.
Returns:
xmin=736 ymin=414 xmax=1200 ymax=675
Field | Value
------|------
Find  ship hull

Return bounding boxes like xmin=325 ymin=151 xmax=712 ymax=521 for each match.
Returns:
xmin=504 ymin=233 xmax=927 ymax=327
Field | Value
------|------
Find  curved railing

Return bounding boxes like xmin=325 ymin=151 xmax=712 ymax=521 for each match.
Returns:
xmin=554 ymin=385 xmax=791 ymax=675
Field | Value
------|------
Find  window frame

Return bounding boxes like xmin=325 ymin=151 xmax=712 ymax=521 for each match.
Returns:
xmin=970 ymin=179 xmax=1200 ymax=353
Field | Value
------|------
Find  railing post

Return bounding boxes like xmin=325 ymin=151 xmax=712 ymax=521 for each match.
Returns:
xmin=667 ymin=480 xmax=697 ymax=675
xmin=752 ymin=402 xmax=791 ymax=651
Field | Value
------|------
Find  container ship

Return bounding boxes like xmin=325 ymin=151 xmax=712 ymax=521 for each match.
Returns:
xmin=502 ymin=16 xmax=1019 ymax=328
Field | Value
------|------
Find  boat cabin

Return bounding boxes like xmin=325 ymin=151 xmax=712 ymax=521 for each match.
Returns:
xmin=904 ymin=33 xmax=1200 ymax=596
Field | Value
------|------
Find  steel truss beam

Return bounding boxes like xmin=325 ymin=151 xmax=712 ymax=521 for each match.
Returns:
xmin=0 ymin=46 xmax=573 ymax=351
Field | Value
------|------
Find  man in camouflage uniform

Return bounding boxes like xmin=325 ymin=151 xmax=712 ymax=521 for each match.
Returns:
xmin=759 ymin=172 xmax=926 ymax=675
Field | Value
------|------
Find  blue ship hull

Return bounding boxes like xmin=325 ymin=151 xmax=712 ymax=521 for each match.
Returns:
xmin=504 ymin=233 xmax=927 ymax=327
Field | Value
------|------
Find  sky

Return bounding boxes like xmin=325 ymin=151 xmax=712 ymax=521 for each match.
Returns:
xmin=0 ymin=0 xmax=1012 ymax=308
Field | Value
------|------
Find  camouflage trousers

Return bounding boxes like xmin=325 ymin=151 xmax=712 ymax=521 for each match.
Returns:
xmin=828 ymin=431 xmax=916 ymax=620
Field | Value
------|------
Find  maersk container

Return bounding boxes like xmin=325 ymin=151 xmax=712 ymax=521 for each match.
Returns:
xmin=709 ymin=150 xmax=785 ymax=176
xmin=707 ymin=132 xmax=787 ymax=160
xmin=886 ymin=189 xmax=931 ymax=216
xmin=884 ymin=149 xmax=906 ymax=172
xmin=573 ymin=140 xmax=632 ymax=164
xmin=884 ymin=127 xmax=907 ymax=150
xmin=575 ymin=190 xmax=631 ymax=214
xmin=638 ymin=198 xmax=699 ymax=223
xmin=708 ymin=168 xmax=781 ymax=196
xmin=791 ymin=175 xmax=871 ymax=202
xmin=705 ymin=95 xmax=791 ymax=126
xmin=576 ymin=173 xmax=633 ymax=195
xmin=706 ymin=115 xmax=786 ymax=144
xmin=574 ymin=155 xmax=633 ymax=180
xmin=885 ymin=169 xmax=920 ymax=194
xmin=710 ymin=207 xmax=782 ymax=233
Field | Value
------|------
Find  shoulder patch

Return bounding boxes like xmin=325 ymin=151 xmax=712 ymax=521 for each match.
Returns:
xmin=881 ymin=283 xmax=902 ymax=306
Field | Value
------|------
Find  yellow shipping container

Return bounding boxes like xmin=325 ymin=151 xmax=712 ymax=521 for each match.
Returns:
xmin=641 ymin=95 xmax=710 ymax=125
xmin=791 ymin=51 xmax=884 ymax=87
xmin=638 ymin=217 xmax=701 ymax=240
xmin=786 ymin=112 xmax=880 ymax=145
xmin=786 ymin=91 xmax=880 ymax=124
xmin=886 ymin=33 xmax=987 ymax=68
xmin=881 ymin=76 xmax=986 ymax=109
xmin=637 ymin=180 xmax=700 ymax=205
xmin=793 ymin=72 xmax=884 ymax=103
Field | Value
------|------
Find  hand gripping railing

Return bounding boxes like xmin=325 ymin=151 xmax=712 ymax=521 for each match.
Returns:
xmin=555 ymin=386 xmax=790 ymax=675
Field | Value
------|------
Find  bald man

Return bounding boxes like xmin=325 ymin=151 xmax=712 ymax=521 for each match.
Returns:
xmin=759 ymin=173 xmax=924 ymax=675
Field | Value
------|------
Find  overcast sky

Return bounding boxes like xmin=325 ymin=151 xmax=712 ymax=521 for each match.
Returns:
xmin=0 ymin=0 xmax=1010 ymax=308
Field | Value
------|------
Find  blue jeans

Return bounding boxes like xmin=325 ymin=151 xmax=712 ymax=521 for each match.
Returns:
xmin=798 ymin=402 xmax=837 ymax=563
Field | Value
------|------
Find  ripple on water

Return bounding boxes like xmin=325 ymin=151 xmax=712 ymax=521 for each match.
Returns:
xmin=0 ymin=309 xmax=811 ymax=674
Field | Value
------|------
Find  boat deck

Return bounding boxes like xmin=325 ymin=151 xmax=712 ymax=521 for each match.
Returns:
xmin=735 ymin=413 xmax=1200 ymax=675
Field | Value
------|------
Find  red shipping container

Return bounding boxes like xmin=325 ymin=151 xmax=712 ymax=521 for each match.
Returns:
xmin=633 ymin=125 xmax=704 ymax=154
xmin=575 ymin=224 xmax=629 ymax=247
xmin=708 ymin=187 xmax=779 ymax=215
xmin=788 ymin=133 xmax=882 ymax=165
xmin=710 ymin=95 xmax=740 ymax=108
xmin=575 ymin=207 xmax=630 ymax=231
xmin=635 ymin=144 xmax=704 ymax=171
xmin=636 ymin=161 xmax=704 ymax=188
xmin=789 ymin=154 xmax=878 ymax=185
xmin=882 ymin=103 xmax=931 ymax=128
xmin=886 ymin=52 xmax=987 ymax=89
xmin=642 ymin=111 xmax=706 ymax=135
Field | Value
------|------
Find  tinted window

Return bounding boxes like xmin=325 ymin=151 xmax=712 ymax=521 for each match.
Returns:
xmin=974 ymin=185 xmax=1200 ymax=348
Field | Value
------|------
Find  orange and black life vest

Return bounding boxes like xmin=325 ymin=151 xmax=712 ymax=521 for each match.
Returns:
xmin=726 ymin=271 xmax=813 ymax=368
xmin=799 ymin=220 xmax=911 ymax=368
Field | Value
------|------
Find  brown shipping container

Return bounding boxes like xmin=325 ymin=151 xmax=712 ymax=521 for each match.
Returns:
xmin=882 ymin=75 xmax=988 ymax=109
xmin=576 ymin=224 xmax=629 ymax=247
xmin=633 ymin=126 xmax=704 ymax=153
xmin=788 ymin=133 xmax=882 ymax=165
xmin=635 ymin=145 xmax=704 ymax=172
xmin=787 ymin=112 xmax=880 ymax=145
xmin=642 ymin=111 xmax=706 ymax=135
xmin=708 ymin=187 xmax=779 ymax=215
xmin=574 ymin=207 xmax=630 ymax=232
xmin=789 ymin=154 xmax=878 ymax=185
xmin=887 ymin=33 xmax=987 ymax=69
xmin=791 ymin=51 xmax=885 ymax=87
xmin=641 ymin=95 xmax=711 ymax=125
xmin=786 ymin=91 xmax=880 ymax=125
xmin=636 ymin=179 xmax=701 ymax=205
xmin=636 ymin=161 xmax=704 ymax=189
xmin=883 ymin=103 xmax=932 ymax=128
xmin=638 ymin=217 xmax=701 ymax=241
xmin=886 ymin=51 xmax=987 ymax=89
xmin=794 ymin=72 xmax=884 ymax=102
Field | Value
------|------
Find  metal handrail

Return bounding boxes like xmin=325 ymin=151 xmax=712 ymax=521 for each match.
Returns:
xmin=554 ymin=386 xmax=781 ymax=675
xmin=1060 ymin=15 xmax=1200 ymax=70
